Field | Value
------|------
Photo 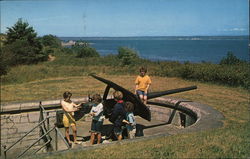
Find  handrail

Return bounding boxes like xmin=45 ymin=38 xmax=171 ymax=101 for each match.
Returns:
xmin=4 ymin=102 xmax=54 ymax=159
xmin=55 ymin=127 xmax=70 ymax=149
xmin=38 ymin=103 xmax=53 ymax=152
xmin=40 ymin=102 xmax=46 ymax=112
xmin=3 ymin=102 xmax=70 ymax=159
xmin=40 ymin=121 xmax=52 ymax=149
xmin=39 ymin=103 xmax=71 ymax=150
xmin=4 ymin=116 xmax=52 ymax=152
xmin=16 ymin=126 xmax=56 ymax=158
xmin=31 ymin=140 xmax=51 ymax=155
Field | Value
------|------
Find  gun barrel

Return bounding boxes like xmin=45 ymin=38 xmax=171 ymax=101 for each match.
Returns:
xmin=148 ymin=86 xmax=197 ymax=99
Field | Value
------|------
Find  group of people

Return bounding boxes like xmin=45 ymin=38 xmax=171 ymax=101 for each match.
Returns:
xmin=60 ymin=67 xmax=151 ymax=146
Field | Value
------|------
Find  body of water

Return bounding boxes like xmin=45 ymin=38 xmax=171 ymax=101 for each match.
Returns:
xmin=60 ymin=36 xmax=249 ymax=64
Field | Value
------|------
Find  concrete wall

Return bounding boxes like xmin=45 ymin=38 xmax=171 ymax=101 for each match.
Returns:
xmin=149 ymin=106 xmax=172 ymax=122
xmin=0 ymin=110 xmax=59 ymax=158
xmin=149 ymin=105 xmax=194 ymax=127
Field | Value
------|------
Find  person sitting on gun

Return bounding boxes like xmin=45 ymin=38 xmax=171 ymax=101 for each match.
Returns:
xmin=135 ymin=66 xmax=152 ymax=104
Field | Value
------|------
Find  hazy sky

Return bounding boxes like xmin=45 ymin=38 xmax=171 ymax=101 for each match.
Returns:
xmin=1 ymin=0 xmax=249 ymax=37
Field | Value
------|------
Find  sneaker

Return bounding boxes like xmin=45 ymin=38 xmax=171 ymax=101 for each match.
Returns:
xmin=74 ymin=141 xmax=82 ymax=144
xmin=101 ymin=136 xmax=106 ymax=139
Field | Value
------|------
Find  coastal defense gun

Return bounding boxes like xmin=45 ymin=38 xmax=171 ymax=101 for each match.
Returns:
xmin=89 ymin=74 xmax=197 ymax=121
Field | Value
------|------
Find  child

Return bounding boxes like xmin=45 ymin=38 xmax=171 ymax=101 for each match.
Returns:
xmin=135 ymin=67 xmax=152 ymax=104
xmin=123 ymin=101 xmax=136 ymax=139
xmin=109 ymin=91 xmax=126 ymax=141
xmin=89 ymin=94 xmax=104 ymax=145
xmin=61 ymin=91 xmax=81 ymax=145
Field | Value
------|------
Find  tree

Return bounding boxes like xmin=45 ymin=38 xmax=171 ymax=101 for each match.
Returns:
xmin=118 ymin=47 xmax=139 ymax=65
xmin=40 ymin=34 xmax=61 ymax=48
xmin=220 ymin=52 xmax=241 ymax=65
xmin=0 ymin=49 xmax=10 ymax=76
xmin=0 ymin=34 xmax=10 ymax=76
xmin=3 ymin=39 xmax=47 ymax=65
xmin=76 ymin=46 xmax=100 ymax=58
xmin=3 ymin=18 xmax=48 ymax=65
xmin=5 ymin=19 xmax=37 ymax=45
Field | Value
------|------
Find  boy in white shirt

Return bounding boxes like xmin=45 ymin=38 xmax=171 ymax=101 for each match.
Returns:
xmin=89 ymin=94 xmax=104 ymax=145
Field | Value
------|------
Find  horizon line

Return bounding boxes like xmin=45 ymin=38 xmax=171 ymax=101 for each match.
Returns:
xmin=56 ymin=35 xmax=249 ymax=38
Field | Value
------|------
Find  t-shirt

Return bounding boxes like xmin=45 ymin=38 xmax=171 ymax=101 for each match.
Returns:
xmin=135 ymin=75 xmax=152 ymax=91
xmin=109 ymin=102 xmax=126 ymax=127
xmin=90 ymin=103 xmax=104 ymax=121
xmin=126 ymin=112 xmax=136 ymax=131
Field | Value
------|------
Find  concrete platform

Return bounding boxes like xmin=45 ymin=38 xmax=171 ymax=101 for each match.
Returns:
xmin=54 ymin=114 xmax=182 ymax=150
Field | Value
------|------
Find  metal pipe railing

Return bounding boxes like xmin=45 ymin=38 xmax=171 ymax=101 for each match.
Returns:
xmin=4 ymin=116 xmax=52 ymax=153
xmin=39 ymin=103 xmax=53 ymax=153
xmin=31 ymin=140 xmax=51 ymax=155
xmin=39 ymin=104 xmax=71 ymax=150
xmin=40 ymin=121 xmax=52 ymax=149
xmin=55 ymin=127 xmax=70 ymax=149
xmin=3 ymin=102 xmax=70 ymax=159
xmin=16 ymin=126 xmax=55 ymax=158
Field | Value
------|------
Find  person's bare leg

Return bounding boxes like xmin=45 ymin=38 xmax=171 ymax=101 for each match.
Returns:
xmin=71 ymin=125 xmax=78 ymax=143
xmin=90 ymin=133 xmax=95 ymax=145
xmin=65 ymin=127 xmax=71 ymax=143
xmin=139 ymin=94 xmax=144 ymax=102
xmin=117 ymin=134 xmax=122 ymax=141
xmin=97 ymin=133 xmax=102 ymax=144
xmin=143 ymin=95 xmax=147 ymax=104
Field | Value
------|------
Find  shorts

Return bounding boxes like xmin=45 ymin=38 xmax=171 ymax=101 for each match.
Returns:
xmin=136 ymin=90 xmax=147 ymax=96
xmin=127 ymin=128 xmax=136 ymax=139
xmin=114 ymin=126 xmax=124 ymax=136
xmin=90 ymin=120 xmax=103 ymax=134
xmin=63 ymin=113 xmax=76 ymax=128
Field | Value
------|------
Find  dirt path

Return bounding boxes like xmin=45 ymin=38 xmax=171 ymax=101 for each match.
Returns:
xmin=48 ymin=54 xmax=56 ymax=61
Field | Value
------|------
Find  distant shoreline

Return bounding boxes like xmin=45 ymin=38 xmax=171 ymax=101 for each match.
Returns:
xmin=59 ymin=35 xmax=248 ymax=41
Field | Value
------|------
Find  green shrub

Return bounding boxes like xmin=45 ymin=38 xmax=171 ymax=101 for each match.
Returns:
xmin=0 ymin=48 xmax=10 ymax=76
xmin=61 ymin=47 xmax=74 ymax=54
xmin=118 ymin=47 xmax=139 ymax=66
xmin=40 ymin=34 xmax=61 ymax=48
xmin=220 ymin=52 xmax=242 ymax=65
xmin=175 ymin=62 xmax=249 ymax=89
xmin=3 ymin=39 xmax=48 ymax=65
xmin=76 ymin=46 xmax=100 ymax=58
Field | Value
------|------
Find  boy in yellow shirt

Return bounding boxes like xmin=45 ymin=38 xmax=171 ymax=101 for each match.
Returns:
xmin=135 ymin=67 xmax=152 ymax=104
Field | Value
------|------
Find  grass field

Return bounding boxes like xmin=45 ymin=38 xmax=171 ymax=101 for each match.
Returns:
xmin=2 ymin=74 xmax=249 ymax=158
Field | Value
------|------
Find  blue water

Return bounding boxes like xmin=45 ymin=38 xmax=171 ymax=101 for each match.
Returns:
xmin=60 ymin=36 xmax=249 ymax=64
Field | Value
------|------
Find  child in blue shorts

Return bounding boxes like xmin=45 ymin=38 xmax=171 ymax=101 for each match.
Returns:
xmin=89 ymin=94 xmax=104 ymax=145
xmin=123 ymin=101 xmax=136 ymax=139
xmin=135 ymin=67 xmax=152 ymax=104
